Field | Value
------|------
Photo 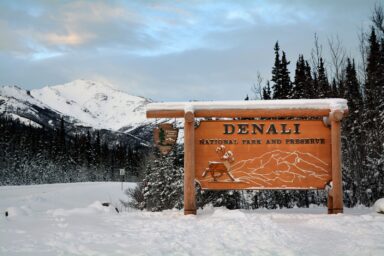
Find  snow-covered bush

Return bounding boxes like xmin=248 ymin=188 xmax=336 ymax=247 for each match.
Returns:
xmin=374 ymin=198 xmax=384 ymax=214
xmin=127 ymin=147 xmax=184 ymax=211
xmin=121 ymin=182 xmax=145 ymax=209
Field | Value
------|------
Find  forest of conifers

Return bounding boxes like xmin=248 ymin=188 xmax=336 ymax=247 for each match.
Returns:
xmin=0 ymin=117 xmax=149 ymax=185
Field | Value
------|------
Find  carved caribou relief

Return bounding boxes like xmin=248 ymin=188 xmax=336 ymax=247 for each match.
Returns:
xmin=202 ymin=145 xmax=237 ymax=182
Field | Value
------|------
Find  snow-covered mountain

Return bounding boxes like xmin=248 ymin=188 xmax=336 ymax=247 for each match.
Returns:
xmin=31 ymin=79 xmax=152 ymax=131
xmin=0 ymin=80 xmax=153 ymax=132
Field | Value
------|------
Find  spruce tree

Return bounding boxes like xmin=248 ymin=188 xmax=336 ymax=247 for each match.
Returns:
xmin=59 ymin=117 xmax=66 ymax=153
xmin=364 ymin=28 xmax=381 ymax=122
xmin=271 ymin=42 xmax=282 ymax=99
xmin=293 ymin=55 xmax=306 ymax=99
xmin=304 ymin=61 xmax=315 ymax=98
xmin=342 ymin=58 xmax=365 ymax=206
xmin=378 ymin=38 xmax=384 ymax=137
xmin=271 ymin=42 xmax=292 ymax=99
xmin=317 ymin=58 xmax=331 ymax=98
xmin=363 ymin=28 xmax=382 ymax=165
xmin=280 ymin=51 xmax=293 ymax=98
xmin=141 ymin=148 xmax=183 ymax=211
xmin=262 ymin=81 xmax=272 ymax=100
xmin=331 ymin=78 xmax=339 ymax=97
xmin=337 ymin=79 xmax=346 ymax=99
xmin=344 ymin=59 xmax=363 ymax=125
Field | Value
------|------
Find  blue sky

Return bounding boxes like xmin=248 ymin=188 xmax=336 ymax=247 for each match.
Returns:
xmin=0 ymin=0 xmax=378 ymax=101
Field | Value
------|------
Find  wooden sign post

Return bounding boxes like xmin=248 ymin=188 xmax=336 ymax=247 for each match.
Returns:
xmin=184 ymin=110 xmax=196 ymax=215
xmin=146 ymin=99 xmax=348 ymax=215
xmin=329 ymin=110 xmax=344 ymax=214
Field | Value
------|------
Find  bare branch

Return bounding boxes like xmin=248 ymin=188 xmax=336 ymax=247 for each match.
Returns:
xmin=251 ymin=71 xmax=264 ymax=100
xmin=357 ymin=26 xmax=368 ymax=84
xmin=371 ymin=3 xmax=384 ymax=36
xmin=311 ymin=33 xmax=323 ymax=70
xmin=327 ymin=35 xmax=347 ymax=83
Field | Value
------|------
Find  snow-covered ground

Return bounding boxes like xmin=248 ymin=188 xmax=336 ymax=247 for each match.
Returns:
xmin=1 ymin=183 xmax=384 ymax=256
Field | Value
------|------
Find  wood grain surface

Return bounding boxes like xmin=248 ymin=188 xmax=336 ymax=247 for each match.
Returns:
xmin=195 ymin=120 xmax=332 ymax=190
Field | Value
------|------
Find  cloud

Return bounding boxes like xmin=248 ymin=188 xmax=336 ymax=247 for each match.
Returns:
xmin=0 ymin=1 xmax=330 ymax=57
xmin=0 ymin=1 xmax=149 ymax=55
xmin=43 ymin=32 xmax=93 ymax=46
xmin=0 ymin=0 xmax=380 ymax=101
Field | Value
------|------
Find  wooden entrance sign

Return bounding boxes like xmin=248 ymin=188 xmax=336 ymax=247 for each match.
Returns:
xmin=146 ymin=99 xmax=348 ymax=215
xmin=196 ymin=120 xmax=331 ymax=190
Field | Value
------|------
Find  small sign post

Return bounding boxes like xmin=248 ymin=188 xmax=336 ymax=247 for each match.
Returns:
xmin=146 ymin=99 xmax=348 ymax=215
xmin=120 ymin=168 xmax=125 ymax=191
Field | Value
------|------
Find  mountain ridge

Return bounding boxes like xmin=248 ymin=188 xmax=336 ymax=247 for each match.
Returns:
xmin=0 ymin=79 xmax=153 ymax=132
xmin=31 ymin=79 xmax=152 ymax=131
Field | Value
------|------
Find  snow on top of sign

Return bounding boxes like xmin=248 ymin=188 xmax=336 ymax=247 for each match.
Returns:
xmin=147 ymin=98 xmax=348 ymax=112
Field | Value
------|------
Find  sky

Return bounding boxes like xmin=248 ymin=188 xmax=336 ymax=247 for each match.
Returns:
xmin=0 ymin=0 xmax=379 ymax=101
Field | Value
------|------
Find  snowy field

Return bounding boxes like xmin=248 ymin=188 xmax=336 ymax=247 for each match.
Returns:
xmin=1 ymin=182 xmax=384 ymax=256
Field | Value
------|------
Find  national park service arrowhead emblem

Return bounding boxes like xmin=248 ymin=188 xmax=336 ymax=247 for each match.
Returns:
xmin=154 ymin=123 xmax=178 ymax=155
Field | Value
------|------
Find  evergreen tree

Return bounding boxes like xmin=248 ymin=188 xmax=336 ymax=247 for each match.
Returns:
xmin=94 ymin=131 xmax=101 ymax=163
xmin=280 ymin=51 xmax=293 ymax=98
xmin=342 ymin=58 xmax=365 ymax=206
xmin=262 ymin=81 xmax=272 ymax=100
xmin=271 ymin=42 xmax=292 ymax=99
xmin=363 ymin=29 xmax=383 ymax=201
xmin=337 ymin=78 xmax=346 ymax=99
xmin=271 ymin=42 xmax=282 ymax=99
xmin=344 ymin=59 xmax=363 ymax=125
xmin=331 ymin=78 xmax=339 ymax=97
xmin=317 ymin=58 xmax=331 ymax=98
xmin=304 ymin=61 xmax=316 ymax=98
xmin=292 ymin=55 xmax=306 ymax=99
xmin=197 ymin=189 xmax=242 ymax=209
xmin=141 ymin=148 xmax=183 ymax=211
xmin=59 ymin=117 xmax=66 ymax=153
xmin=364 ymin=28 xmax=381 ymax=124
xmin=291 ymin=58 xmax=315 ymax=99
xmin=378 ymin=38 xmax=384 ymax=137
